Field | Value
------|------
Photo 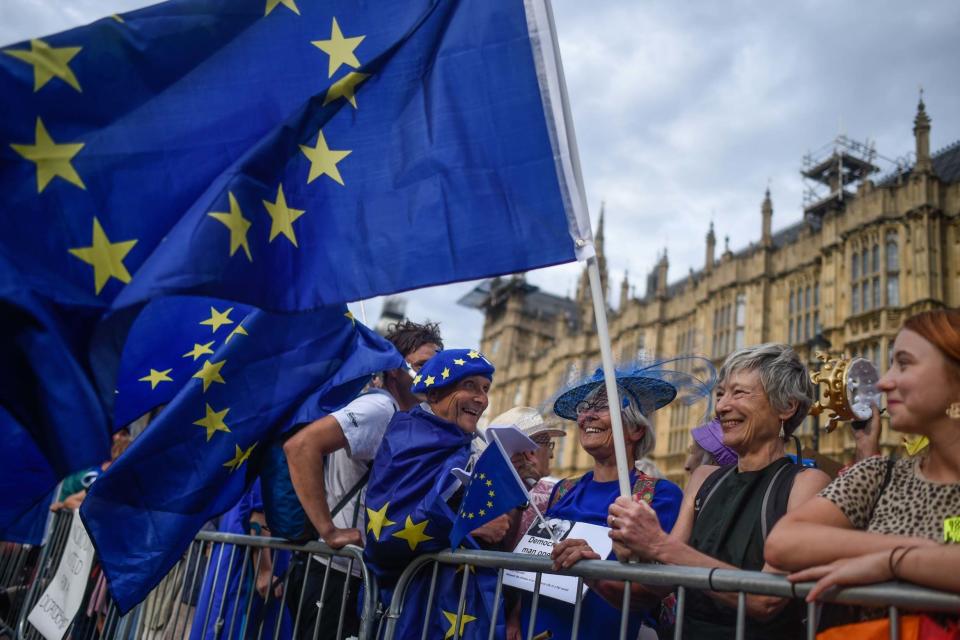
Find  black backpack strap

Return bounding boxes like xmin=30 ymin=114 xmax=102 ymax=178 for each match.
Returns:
xmin=867 ymin=457 xmax=897 ymax=523
xmin=761 ymin=459 xmax=804 ymax=540
xmin=330 ymin=468 xmax=371 ymax=519
xmin=693 ymin=464 xmax=737 ymax=521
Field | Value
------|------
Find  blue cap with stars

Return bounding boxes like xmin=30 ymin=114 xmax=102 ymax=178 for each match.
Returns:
xmin=410 ymin=348 xmax=494 ymax=394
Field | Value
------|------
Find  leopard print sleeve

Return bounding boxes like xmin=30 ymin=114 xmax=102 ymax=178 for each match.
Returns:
xmin=817 ymin=456 xmax=890 ymax=530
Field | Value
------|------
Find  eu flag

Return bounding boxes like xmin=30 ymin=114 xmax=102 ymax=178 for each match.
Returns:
xmin=80 ymin=301 xmax=402 ymax=612
xmin=1 ymin=0 xmax=591 ymax=541
xmin=0 ymin=405 xmax=57 ymax=544
xmin=1 ymin=0 xmax=584 ymax=316
xmin=450 ymin=436 xmax=530 ymax=549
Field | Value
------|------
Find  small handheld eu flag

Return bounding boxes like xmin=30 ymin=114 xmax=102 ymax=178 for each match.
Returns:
xmin=450 ymin=433 xmax=531 ymax=549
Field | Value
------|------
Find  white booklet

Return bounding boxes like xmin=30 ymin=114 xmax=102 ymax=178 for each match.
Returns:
xmin=503 ymin=519 xmax=613 ymax=604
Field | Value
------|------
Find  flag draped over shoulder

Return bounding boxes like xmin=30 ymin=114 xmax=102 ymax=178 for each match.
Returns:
xmin=450 ymin=437 xmax=529 ymax=549
xmin=363 ymin=406 xmax=504 ymax=640
xmin=80 ymin=300 xmax=402 ymax=612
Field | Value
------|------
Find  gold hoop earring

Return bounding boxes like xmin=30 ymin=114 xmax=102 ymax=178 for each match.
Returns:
xmin=947 ymin=403 xmax=960 ymax=420
xmin=778 ymin=420 xmax=786 ymax=439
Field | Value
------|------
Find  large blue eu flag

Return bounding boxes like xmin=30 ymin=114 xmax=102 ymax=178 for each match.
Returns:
xmin=1 ymin=0 xmax=592 ymax=539
xmin=80 ymin=300 xmax=402 ymax=612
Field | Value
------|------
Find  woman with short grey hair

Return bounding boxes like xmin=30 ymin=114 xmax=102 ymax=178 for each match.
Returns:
xmin=608 ymin=343 xmax=831 ymax=639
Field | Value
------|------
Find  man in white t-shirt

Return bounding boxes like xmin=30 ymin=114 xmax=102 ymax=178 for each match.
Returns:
xmin=282 ymin=320 xmax=442 ymax=639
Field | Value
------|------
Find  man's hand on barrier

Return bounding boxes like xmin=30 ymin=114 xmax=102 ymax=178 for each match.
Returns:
xmin=607 ymin=496 xmax=666 ymax=562
xmin=256 ymin=572 xmax=283 ymax=601
xmin=471 ymin=514 xmax=511 ymax=545
xmin=320 ymin=526 xmax=364 ymax=549
xmin=551 ymin=538 xmax=600 ymax=571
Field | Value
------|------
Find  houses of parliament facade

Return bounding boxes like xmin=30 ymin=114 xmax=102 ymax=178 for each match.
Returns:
xmin=459 ymin=101 xmax=960 ymax=485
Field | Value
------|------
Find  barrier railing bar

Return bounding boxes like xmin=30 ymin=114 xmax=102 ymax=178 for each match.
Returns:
xmin=255 ymin=552 xmax=277 ymax=640
xmin=806 ymin=600 xmax=817 ymax=640
xmin=486 ymin=568 xmax=504 ymax=640
xmin=735 ymin=591 xmax=746 ymax=640
xmin=570 ymin=577 xmax=584 ymax=640
xmin=273 ymin=558 xmax=293 ymax=640
xmin=243 ymin=543 xmax=264 ymax=640
xmin=213 ymin=544 xmax=237 ymax=639
xmin=674 ymin=585 xmax=685 ymax=640
xmin=526 ymin=571 xmax=542 ymax=640
xmin=889 ymin=605 xmax=899 ymax=640
xmin=619 ymin=581 xmax=630 ymax=640
xmin=453 ymin=562 xmax=470 ymax=640
xmin=417 ymin=561 xmax=439 ymax=640
xmin=290 ymin=552 xmax=311 ymax=640
xmin=200 ymin=541 xmax=227 ymax=640
xmin=312 ymin=550 xmax=333 ymax=640
xmin=226 ymin=546 xmax=251 ymax=640
xmin=334 ymin=557 xmax=353 ymax=640
xmin=16 ymin=511 xmax=71 ymax=640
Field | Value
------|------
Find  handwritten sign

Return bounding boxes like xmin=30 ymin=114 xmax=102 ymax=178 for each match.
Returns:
xmin=28 ymin=511 xmax=95 ymax=640
xmin=503 ymin=520 xmax=612 ymax=604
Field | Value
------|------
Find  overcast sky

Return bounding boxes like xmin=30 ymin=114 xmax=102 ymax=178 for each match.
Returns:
xmin=5 ymin=0 xmax=959 ymax=349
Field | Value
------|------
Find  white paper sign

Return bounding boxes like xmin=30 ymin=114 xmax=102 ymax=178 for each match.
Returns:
xmin=28 ymin=511 xmax=95 ymax=640
xmin=503 ymin=519 xmax=612 ymax=604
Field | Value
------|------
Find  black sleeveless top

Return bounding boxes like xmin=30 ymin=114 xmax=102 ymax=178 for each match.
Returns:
xmin=683 ymin=457 xmax=804 ymax=640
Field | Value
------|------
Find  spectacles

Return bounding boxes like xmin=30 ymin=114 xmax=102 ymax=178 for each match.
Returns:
xmin=575 ymin=399 xmax=610 ymax=415
xmin=531 ymin=437 xmax=555 ymax=450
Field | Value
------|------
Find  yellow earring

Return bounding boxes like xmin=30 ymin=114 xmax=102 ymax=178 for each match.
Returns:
xmin=947 ymin=403 xmax=960 ymax=420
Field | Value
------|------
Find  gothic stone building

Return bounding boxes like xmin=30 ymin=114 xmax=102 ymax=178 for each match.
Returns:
xmin=459 ymin=101 xmax=960 ymax=485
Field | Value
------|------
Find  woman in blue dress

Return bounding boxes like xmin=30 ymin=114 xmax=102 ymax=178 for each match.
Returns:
xmin=512 ymin=362 xmax=713 ymax=640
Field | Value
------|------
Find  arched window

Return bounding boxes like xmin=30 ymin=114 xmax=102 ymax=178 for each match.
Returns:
xmin=886 ymin=230 xmax=900 ymax=306
xmin=852 ymin=251 xmax=859 ymax=280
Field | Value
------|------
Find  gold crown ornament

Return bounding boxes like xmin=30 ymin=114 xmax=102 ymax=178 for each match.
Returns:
xmin=808 ymin=352 xmax=882 ymax=432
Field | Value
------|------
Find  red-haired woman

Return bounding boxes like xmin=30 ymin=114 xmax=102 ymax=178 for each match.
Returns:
xmin=766 ymin=309 xmax=960 ymax=594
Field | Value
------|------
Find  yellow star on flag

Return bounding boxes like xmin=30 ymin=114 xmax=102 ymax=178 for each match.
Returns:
xmin=453 ymin=358 xmax=465 ymax=366
xmin=467 ymin=512 xmax=474 ymax=519
xmin=263 ymin=183 xmax=305 ymax=247
xmin=312 ymin=17 xmax=365 ymax=78
xmin=193 ymin=403 xmax=231 ymax=441
xmin=322 ymin=71 xmax=369 ymax=109
xmin=111 ymin=14 xmax=125 ymax=23
xmin=392 ymin=516 xmax=433 ymax=551
xmin=441 ymin=367 xmax=450 ymax=380
xmin=442 ymin=610 xmax=477 ymax=640
xmin=4 ymin=39 xmax=82 ymax=92
xmin=478 ymin=473 xmax=486 ymax=480
xmin=183 ymin=341 xmax=215 ymax=361
xmin=488 ymin=490 xmax=495 ymax=497
xmin=467 ymin=350 xmax=480 ymax=359
xmin=11 ymin=117 xmax=85 ymax=193
xmin=365 ymin=502 xmax=395 ymax=541
xmin=138 ymin=368 xmax=172 ymax=389
xmin=485 ymin=479 xmax=493 ymax=487
xmin=486 ymin=501 xmax=493 ymax=508
xmin=264 ymin=0 xmax=299 ymax=15
xmin=223 ymin=443 xmax=256 ymax=472
xmin=413 ymin=374 xmax=422 ymax=384
xmin=193 ymin=359 xmax=226 ymax=392
xmin=68 ymin=217 xmax=137 ymax=294
xmin=344 ymin=311 xmax=355 ymax=326
xmin=200 ymin=307 xmax=234 ymax=332
xmin=225 ymin=324 xmax=248 ymax=343
xmin=424 ymin=375 xmax=436 ymax=387
xmin=300 ymin=129 xmax=351 ymax=186
xmin=208 ymin=193 xmax=252 ymax=261
xmin=478 ymin=509 xmax=486 ymax=517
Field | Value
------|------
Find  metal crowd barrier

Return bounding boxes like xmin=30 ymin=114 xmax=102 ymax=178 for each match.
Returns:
xmin=1 ymin=539 xmax=38 ymax=637
xmin=9 ymin=517 xmax=377 ymax=640
xmin=382 ymin=549 xmax=960 ymax=640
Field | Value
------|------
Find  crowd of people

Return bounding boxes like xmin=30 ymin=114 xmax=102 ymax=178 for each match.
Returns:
xmin=50 ymin=309 xmax=960 ymax=638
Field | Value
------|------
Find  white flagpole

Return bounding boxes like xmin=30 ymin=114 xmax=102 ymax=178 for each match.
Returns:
xmin=586 ymin=259 xmax=632 ymax=498
xmin=489 ymin=431 xmax=560 ymax=544
xmin=528 ymin=0 xmax=633 ymax=498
